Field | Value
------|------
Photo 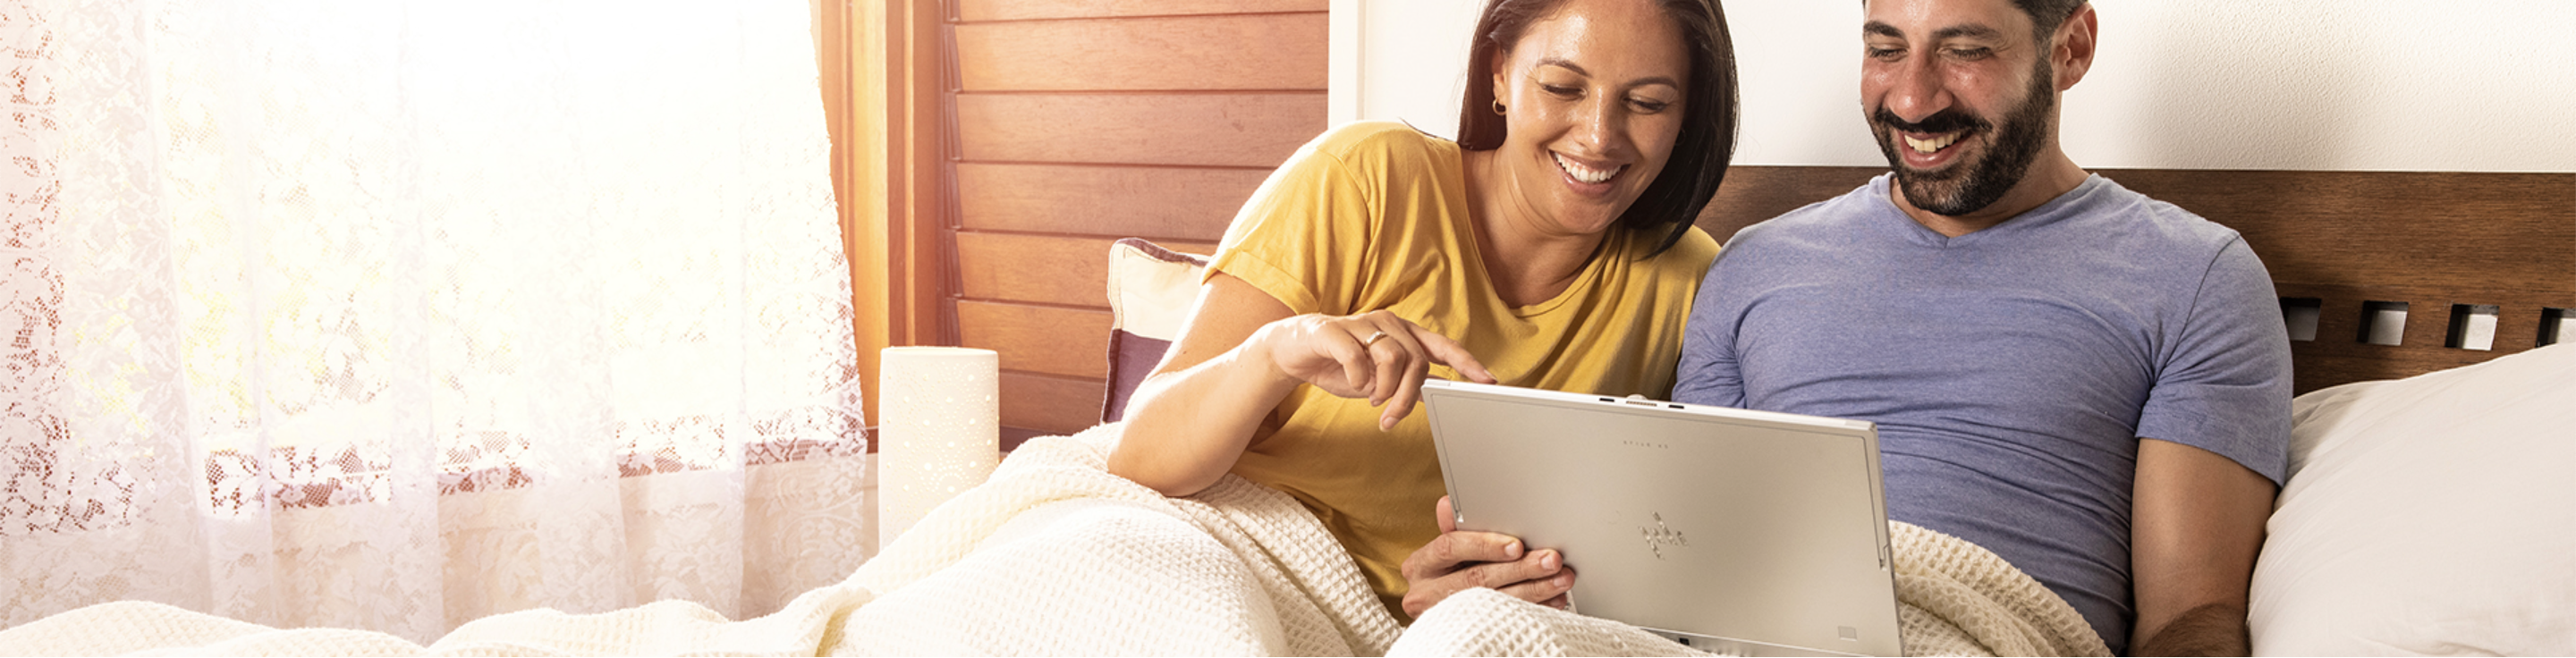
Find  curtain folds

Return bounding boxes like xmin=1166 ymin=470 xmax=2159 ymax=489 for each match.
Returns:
xmin=1 ymin=0 xmax=873 ymax=642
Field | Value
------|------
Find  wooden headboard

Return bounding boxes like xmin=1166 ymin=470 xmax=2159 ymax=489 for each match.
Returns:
xmin=1695 ymin=166 xmax=2576 ymax=395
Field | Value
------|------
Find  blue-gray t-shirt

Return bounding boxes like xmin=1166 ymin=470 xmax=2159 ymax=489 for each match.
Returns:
xmin=1674 ymin=173 xmax=2292 ymax=654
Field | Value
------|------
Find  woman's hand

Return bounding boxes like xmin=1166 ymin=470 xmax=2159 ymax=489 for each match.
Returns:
xmin=1112 ymin=274 xmax=1499 ymax=498
xmin=1400 ymin=495 xmax=1574 ymax=617
xmin=1250 ymin=311 xmax=1497 ymax=430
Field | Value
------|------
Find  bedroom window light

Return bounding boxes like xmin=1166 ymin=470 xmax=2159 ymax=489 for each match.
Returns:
xmin=2280 ymin=298 xmax=2322 ymax=342
xmin=2359 ymin=301 xmax=2410 ymax=346
xmin=2444 ymin=304 xmax=2500 ymax=351
xmin=2543 ymin=308 xmax=2572 ymax=347
xmin=5 ymin=0 xmax=873 ymax=637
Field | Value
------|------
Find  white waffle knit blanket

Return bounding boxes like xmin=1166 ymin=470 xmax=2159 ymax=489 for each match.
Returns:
xmin=0 ymin=424 xmax=2106 ymax=656
xmin=1392 ymin=522 xmax=2113 ymax=657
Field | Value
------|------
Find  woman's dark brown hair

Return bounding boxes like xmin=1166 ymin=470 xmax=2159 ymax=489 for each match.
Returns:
xmin=1456 ymin=0 xmax=1738 ymax=257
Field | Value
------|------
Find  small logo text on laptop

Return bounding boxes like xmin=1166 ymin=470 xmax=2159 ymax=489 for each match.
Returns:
xmin=1641 ymin=513 xmax=1688 ymax=559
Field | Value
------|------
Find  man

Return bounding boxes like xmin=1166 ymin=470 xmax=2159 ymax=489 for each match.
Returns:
xmin=1667 ymin=0 xmax=2289 ymax=654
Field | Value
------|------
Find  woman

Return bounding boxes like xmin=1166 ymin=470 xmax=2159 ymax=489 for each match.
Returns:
xmin=1107 ymin=0 xmax=1738 ymax=620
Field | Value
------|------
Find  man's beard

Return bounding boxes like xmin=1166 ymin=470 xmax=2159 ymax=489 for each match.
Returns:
xmin=1869 ymin=57 xmax=2055 ymax=217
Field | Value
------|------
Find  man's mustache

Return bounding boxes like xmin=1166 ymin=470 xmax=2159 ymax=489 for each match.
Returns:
xmin=1873 ymin=107 xmax=1988 ymax=135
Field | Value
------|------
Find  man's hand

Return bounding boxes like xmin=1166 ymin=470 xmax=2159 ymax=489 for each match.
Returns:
xmin=2130 ymin=439 xmax=2275 ymax=655
xmin=1399 ymin=495 xmax=1574 ymax=618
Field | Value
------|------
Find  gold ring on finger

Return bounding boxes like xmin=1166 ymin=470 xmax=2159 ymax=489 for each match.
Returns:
xmin=1360 ymin=330 xmax=1388 ymax=348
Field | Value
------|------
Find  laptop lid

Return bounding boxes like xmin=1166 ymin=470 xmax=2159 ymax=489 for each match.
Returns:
xmin=1420 ymin=379 xmax=1903 ymax=657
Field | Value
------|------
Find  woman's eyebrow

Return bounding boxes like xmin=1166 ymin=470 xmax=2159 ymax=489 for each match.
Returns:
xmin=1533 ymin=57 xmax=1680 ymax=89
xmin=1535 ymin=57 xmax=1592 ymax=78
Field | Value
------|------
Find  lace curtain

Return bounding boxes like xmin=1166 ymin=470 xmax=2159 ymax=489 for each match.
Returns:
xmin=0 ymin=0 xmax=873 ymax=643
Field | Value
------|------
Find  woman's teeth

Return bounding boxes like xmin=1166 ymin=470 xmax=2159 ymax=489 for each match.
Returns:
xmin=1904 ymin=132 xmax=1962 ymax=154
xmin=1554 ymin=152 xmax=1622 ymax=184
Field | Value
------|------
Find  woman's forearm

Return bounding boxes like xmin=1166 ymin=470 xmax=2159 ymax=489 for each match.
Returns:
xmin=1107 ymin=337 xmax=1299 ymax=496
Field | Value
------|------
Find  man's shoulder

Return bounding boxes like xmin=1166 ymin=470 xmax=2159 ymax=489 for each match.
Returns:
xmin=2080 ymin=177 xmax=2247 ymax=253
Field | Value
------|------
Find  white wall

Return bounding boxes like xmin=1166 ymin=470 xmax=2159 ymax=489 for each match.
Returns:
xmin=1330 ymin=1 xmax=2575 ymax=173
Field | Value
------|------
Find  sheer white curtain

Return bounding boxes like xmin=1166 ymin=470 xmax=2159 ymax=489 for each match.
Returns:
xmin=0 ymin=0 xmax=873 ymax=643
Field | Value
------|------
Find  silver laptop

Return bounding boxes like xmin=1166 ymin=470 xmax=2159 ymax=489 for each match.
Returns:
xmin=1420 ymin=379 xmax=1902 ymax=657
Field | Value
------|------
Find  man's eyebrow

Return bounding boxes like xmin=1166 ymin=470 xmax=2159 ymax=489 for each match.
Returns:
xmin=1931 ymin=24 xmax=2005 ymax=41
xmin=1862 ymin=21 xmax=2006 ymax=42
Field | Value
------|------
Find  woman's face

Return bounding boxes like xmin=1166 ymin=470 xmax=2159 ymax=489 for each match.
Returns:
xmin=1491 ymin=0 xmax=1690 ymax=237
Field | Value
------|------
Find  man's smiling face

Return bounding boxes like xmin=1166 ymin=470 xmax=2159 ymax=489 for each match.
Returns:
xmin=1860 ymin=0 xmax=2058 ymax=218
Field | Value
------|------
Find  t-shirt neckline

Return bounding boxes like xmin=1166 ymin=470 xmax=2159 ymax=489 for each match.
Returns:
xmin=1870 ymin=173 xmax=2107 ymax=248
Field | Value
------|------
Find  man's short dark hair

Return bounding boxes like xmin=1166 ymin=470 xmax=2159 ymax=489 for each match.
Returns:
xmin=1862 ymin=0 xmax=2088 ymax=44
xmin=2012 ymin=0 xmax=2087 ymax=44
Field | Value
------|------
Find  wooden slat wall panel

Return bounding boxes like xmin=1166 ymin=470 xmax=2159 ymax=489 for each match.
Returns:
xmin=1696 ymin=165 xmax=2576 ymax=394
xmin=955 ymin=163 xmax=1265 ymax=240
xmin=955 ymin=93 xmax=1324 ymax=168
xmin=958 ymin=232 xmax=1221 ymax=308
xmin=957 ymin=233 xmax=1116 ymax=307
xmin=958 ymin=300 xmax=1112 ymax=378
xmin=946 ymin=4 xmax=1326 ymax=434
xmin=958 ymin=14 xmax=1326 ymax=91
xmin=962 ymin=0 xmax=1324 ymax=21
xmin=1000 ymin=372 xmax=1110 ymax=436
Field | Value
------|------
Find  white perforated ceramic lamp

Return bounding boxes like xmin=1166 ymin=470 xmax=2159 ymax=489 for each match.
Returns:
xmin=877 ymin=347 xmax=1001 ymax=547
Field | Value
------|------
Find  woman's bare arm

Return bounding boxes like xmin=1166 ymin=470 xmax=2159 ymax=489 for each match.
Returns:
xmin=1108 ymin=272 xmax=1492 ymax=497
xmin=1107 ymin=274 xmax=1300 ymax=496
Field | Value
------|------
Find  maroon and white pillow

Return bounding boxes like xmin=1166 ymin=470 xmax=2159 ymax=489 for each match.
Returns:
xmin=1100 ymin=238 xmax=1209 ymax=423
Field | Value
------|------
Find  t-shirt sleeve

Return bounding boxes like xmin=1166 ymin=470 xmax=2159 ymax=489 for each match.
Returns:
xmin=2134 ymin=237 xmax=2293 ymax=484
xmin=1206 ymin=132 xmax=1380 ymax=316
xmin=1673 ymin=248 xmax=1749 ymax=408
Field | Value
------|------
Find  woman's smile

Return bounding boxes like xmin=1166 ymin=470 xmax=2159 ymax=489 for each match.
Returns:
xmin=1552 ymin=150 xmax=1625 ymax=194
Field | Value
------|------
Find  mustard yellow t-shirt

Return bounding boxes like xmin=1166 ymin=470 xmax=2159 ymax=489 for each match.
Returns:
xmin=1208 ymin=122 xmax=1720 ymax=618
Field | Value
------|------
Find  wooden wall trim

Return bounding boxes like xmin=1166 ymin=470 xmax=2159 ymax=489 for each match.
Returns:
xmin=894 ymin=0 xmax=953 ymax=349
xmin=843 ymin=0 xmax=956 ymax=436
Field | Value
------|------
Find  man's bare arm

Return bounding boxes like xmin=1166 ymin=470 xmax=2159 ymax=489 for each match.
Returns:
xmin=2130 ymin=438 xmax=2275 ymax=656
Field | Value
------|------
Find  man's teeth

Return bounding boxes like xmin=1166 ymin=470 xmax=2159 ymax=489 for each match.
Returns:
xmin=1554 ymin=153 xmax=1622 ymax=184
xmin=1904 ymin=132 xmax=1962 ymax=155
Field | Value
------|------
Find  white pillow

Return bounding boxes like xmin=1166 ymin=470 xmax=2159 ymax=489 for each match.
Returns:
xmin=1099 ymin=239 xmax=1208 ymax=424
xmin=2249 ymin=343 xmax=2576 ymax=655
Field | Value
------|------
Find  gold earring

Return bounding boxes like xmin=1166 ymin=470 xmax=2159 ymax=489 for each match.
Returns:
xmin=1492 ymin=100 xmax=1507 ymax=115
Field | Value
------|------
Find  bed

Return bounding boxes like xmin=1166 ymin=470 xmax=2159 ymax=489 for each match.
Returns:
xmin=1094 ymin=165 xmax=2576 ymax=655
xmin=2 ymin=167 xmax=2569 ymax=655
